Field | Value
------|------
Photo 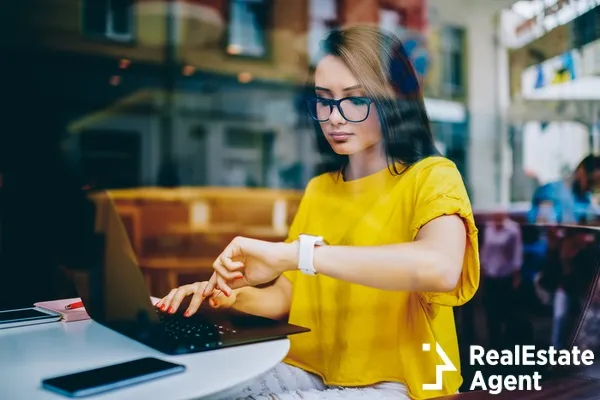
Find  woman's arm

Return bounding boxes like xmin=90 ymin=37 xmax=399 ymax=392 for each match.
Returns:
xmin=206 ymin=215 xmax=468 ymax=295
xmin=289 ymin=215 xmax=467 ymax=293
xmin=232 ymin=275 xmax=292 ymax=320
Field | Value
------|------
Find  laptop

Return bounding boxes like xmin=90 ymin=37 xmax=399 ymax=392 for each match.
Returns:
xmin=458 ymin=223 xmax=600 ymax=394
xmin=71 ymin=190 xmax=310 ymax=355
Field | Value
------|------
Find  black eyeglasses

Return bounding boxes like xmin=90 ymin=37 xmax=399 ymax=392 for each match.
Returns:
xmin=306 ymin=96 xmax=374 ymax=123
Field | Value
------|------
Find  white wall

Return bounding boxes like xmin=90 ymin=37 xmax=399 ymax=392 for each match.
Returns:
xmin=429 ymin=0 xmax=513 ymax=207
xmin=522 ymin=121 xmax=590 ymax=183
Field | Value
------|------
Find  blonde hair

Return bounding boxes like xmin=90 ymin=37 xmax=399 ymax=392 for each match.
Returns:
xmin=315 ymin=25 xmax=421 ymax=100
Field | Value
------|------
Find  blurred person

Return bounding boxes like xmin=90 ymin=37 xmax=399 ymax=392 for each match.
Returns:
xmin=158 ymin=26 xmax=480 ymax=400
xmin=528 ymin=154 xmax=600 ymax=225
xmin=533 ymin=228 xmax=597 ymax=349
xmin=480 ymin=210 xmax=523 ymax=349
xmin=519 ymin=226 xmax=549 ymax=314
xmin=551 ymin=231 xmax=596 ymax=349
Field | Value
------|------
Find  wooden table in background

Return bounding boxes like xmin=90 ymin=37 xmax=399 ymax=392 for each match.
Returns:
xmin=139 ymin=256 xmax=215 ymax=297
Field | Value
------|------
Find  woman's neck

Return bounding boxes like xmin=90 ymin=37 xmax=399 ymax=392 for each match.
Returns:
xmin=344 ymin=144 xmax=387 ymax=181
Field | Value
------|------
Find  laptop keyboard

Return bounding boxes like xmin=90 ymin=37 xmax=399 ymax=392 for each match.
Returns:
xmin=155 ymin=309 xmax=237 ymax=344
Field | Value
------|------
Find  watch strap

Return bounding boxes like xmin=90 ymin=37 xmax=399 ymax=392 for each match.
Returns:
xmin=298 ymin=234 xmax=325 ymax=275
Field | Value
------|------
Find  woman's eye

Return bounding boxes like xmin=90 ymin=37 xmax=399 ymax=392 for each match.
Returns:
xmin=350 ymin=97 xmax=368 ymax=106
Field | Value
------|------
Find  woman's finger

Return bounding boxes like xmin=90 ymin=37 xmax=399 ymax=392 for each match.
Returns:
xmin=213 ymin=258 xmax=244 ymax=281
xmin=209 ymin=290 xmax=225 ymax=308
xmin=216 ymin=274 xmax=233 ymax=297
xmin=168 ymin=284 xmax=197 ymax=313
xmin=203 ymin=273 xmax=218 ymax=297
xmin=158 ymin=288 xmax=178 ymax=312
xmin=220 ymin=255 xmax=245 ymax=272
xmin=184 ymin=283 xmax=209 ymax=317
xmin=222 ymin=237 xmax=245 ymax=261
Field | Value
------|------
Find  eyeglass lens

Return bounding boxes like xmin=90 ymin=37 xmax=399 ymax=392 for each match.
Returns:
xmin=309 ymin=98 xmax=370 ymax=122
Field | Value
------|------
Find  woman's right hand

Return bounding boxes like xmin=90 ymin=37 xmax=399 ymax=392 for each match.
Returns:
xmin=156 ymin=281 xmax=238 ymax=317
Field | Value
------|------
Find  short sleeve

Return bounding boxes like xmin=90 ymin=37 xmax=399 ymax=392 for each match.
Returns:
xmin=410 ymin=158 xmax=480 ymax=307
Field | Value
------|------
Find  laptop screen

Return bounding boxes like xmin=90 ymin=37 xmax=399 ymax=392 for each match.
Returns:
xmin=69 ymin=190 xmax=159 ymax=329
xmin=458 ymin=223 xmax=600 ymax=390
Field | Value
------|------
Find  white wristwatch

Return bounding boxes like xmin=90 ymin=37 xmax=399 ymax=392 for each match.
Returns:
xmin=297 ymin=234 xmax=326 ymax=275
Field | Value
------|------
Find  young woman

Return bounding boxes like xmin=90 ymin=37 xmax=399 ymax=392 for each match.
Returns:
xmin=158 ymin=26 xmax=480 ymax=400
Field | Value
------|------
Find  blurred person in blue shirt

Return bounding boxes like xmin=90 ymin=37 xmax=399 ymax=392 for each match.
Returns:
xmin=528 ymin=155 xmax=600 ymax=225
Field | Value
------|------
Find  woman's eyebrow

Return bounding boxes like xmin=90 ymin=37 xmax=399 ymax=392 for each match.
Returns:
xmin=314 ymin=85 xmax=363 ymax=92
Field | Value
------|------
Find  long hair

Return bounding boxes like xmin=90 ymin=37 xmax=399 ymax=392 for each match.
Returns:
xmin=307 ymin=26 xmax=439 ymax=175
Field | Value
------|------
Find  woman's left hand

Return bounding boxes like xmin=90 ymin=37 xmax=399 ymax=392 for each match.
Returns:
xmin=203 ymin=236 xmax=297 ymax=297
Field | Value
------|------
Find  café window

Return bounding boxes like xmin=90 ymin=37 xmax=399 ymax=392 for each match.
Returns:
xmin=83 ymin=0 xmax=134 ymax=42
xmin=227 ymin=0 xmax=269 ymax=58
xmin=441 ymin=25 xmax=465 ymax=98
xmin=309 ymin=0 xmax=338 ymax=66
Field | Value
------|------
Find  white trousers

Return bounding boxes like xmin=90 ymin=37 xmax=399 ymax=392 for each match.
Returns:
xmin=215 ymin=362 xmax=410 ymax=400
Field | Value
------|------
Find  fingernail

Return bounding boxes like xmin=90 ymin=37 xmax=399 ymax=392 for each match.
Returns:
xmin=210 ymin=299 xmax=216 ymax=307
xmin=168 ymin=306 xmax=174 ymax=314
xmin=184 ymin=310 xmax=190 ymax=317
xmin=161 ymin=305 xmax=166 ymax=311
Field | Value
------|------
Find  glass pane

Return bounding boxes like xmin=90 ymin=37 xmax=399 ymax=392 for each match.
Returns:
xmin=7 ymin=2 xmax=600 ymax=398
xmin=83 ymin=0 xmax=109 ymax=35
xmin=228 ymin=0 xmax=267 ymax=57
xmin=110 ymin=0 xmax=132 ymax=36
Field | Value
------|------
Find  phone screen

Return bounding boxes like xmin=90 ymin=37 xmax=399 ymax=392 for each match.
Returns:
xmin=0 ymin=309 xmax=54 ymax=323
xmin=42 ymin=357 xmax=185 ymax=396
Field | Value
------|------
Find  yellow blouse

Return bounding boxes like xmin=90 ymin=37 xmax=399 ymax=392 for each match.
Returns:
xmin=282 ymin=156 xmax=480 ymax=399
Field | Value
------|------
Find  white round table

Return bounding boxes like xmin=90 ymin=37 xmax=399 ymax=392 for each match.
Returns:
xmin=0 ymin=319 xmax=290 ymax=399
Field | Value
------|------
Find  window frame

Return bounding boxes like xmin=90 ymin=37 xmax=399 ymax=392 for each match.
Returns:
xmin=441 ymin=24 xmax=466 ymax=99
xmin=223 ymin=0 xmax=272 ymax=61
xmin=81 ymin=0 xmax=135 ymax=44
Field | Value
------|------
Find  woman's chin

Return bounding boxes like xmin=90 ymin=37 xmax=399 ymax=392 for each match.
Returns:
xmin=329 ymin=141 xmax=358 ymax=155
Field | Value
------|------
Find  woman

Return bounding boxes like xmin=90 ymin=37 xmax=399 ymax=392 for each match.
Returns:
xmin=158 ymin=26 xmax=480 ymax=400
xmin=528 ymin=154 xmax=600 ymax=225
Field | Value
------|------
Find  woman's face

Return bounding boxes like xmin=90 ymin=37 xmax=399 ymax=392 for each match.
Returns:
xmin=314 ymin=55 xmax=382 ymax=155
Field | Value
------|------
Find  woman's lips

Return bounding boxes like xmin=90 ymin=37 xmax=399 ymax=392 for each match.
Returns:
xmin=328 ymin=132 xmax=352 ymax=142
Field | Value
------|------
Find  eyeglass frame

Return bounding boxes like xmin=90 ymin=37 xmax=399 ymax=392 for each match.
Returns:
xmin=305 ymin=96 xmax=374 ymax=123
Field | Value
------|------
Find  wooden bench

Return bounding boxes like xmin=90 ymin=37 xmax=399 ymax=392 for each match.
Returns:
xmin=100 ymin=187 xmax=303 ymax=296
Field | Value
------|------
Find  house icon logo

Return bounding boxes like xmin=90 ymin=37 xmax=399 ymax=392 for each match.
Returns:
xmin=422 ymin=342 xmax=457 ymax=391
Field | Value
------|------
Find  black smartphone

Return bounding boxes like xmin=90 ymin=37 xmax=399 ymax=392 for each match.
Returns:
xmin=41 ymin=357 xmax=186 ymax=398
xmin=0 ymin=307 xmax=61 ymax=329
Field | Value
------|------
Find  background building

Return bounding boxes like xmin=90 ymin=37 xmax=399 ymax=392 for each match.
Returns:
xmin=16 ymin=0 xmax=596 ymax=208
xmin=503 ymin=1 xmax=600 ymax=202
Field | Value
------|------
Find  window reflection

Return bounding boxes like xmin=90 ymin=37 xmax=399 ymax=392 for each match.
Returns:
xmin=83 ymin=0 xmax=134 ymax=42
xmin=227 ymin=0 xmax=268 ymax=58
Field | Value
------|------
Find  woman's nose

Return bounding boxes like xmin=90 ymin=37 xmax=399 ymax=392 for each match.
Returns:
xmin=329 ymin=105 xmax=346 ymax=125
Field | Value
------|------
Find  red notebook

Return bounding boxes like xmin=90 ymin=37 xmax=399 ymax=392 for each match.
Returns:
xmin=34 ymin=297 xmax=161 ymax=322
